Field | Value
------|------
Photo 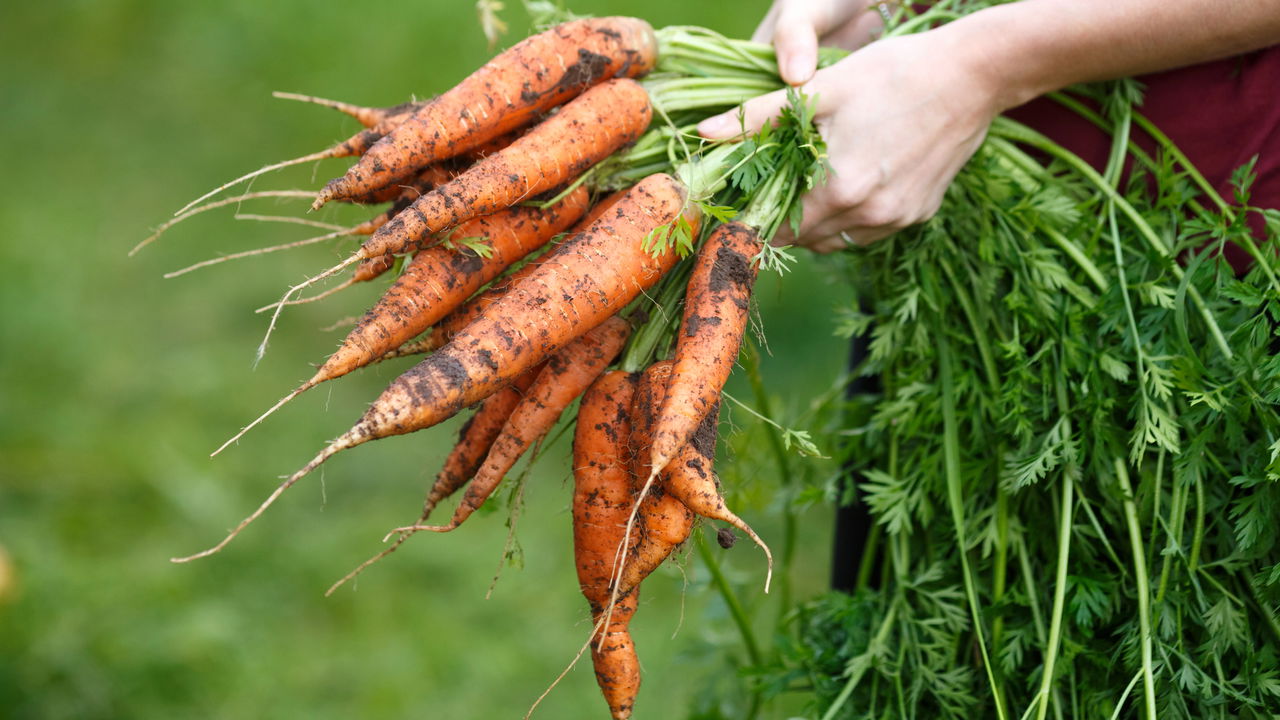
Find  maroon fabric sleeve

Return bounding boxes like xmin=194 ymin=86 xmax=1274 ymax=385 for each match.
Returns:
xmin=1005 ymin=46 xmax=1280 ymax=271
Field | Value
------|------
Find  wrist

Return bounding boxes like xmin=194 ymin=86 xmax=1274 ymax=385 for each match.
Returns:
xmin=931 ymin=3 xmax=1067 ymax=115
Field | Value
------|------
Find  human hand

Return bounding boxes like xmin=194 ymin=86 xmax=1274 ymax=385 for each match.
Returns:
xmin=752 ymin=0 xmax=890 ymax=85
xmin=700 ymin=20 xmax=1002 ymax=252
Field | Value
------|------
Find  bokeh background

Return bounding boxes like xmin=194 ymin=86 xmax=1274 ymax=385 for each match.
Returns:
xmin=0 ymin=1 xmax=855 ymax=717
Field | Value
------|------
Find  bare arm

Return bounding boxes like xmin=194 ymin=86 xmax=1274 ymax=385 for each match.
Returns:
xmin=700 ymin=0 xmax=1280 ymax=252
xmin=970 ymin=0 xmax=1280 ymax=109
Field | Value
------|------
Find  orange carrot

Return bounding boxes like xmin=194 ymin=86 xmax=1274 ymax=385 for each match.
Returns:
xmin=572 ymin=371 xmax=640 ymax=609
xmin=318 ymin=185 xmax=590 ymax=383
xmin=659 ymin=404 xmax=773 ymax=591
xmin=612 ymin=360 xmax=694 ymax=597
xmin=419 ymin=363 xmax=546 ymax=522
xmin=346 ymin=163 xmax=456 ymax=206
xmin=339 ymin=173 xmax=692 ymax=444
xmin=571 ymin=369 xmax=643 ymax=719
xmin=252 ymin=79 xmax=651 ymax=355
xmin=211 ymin=186 xmax=588 ymax=457
xmin=176 ymin=174 xmax=692 ymax=561
xmin=590 ymin=590 xmax=641 ymax=720
xmin=356 ymin=78 xmax=652 ymax=259
xmin=648 ymin=221 xmax=760 ymax=480
xmin=314 ymin=17 xmax=657 ymax=207
xmin=410 ymin=315 xmax=631 ymax=533
xmin=324 ymin=364 xmax=544 ymax=596
xmin=377 ymin=188 xmax=632 ymax=360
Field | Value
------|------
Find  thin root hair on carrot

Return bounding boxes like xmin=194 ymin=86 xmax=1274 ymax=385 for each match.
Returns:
xmin=233 ymin=214 xmax=348 ymax=233
xmin=171 ymin=435 xmax=355 ymax=563
xmin=255 ymin=255 xmax=361 ymax=365
xmin=600 ymin=467 xmax=661 ymax=637
xmin=173 ymin=147 xmax=347 ymax=217
xmin=324 ymin=531 xmax=415 ymax=596
xmin=131 ymin=190 xmax=317 ymax=256
xmin=209 ymin=382 xmax=314 ymax=457
xmin=523 ymin=611 xmax=612 ymax=720
xmin=256 ymin=278 xmax=357 ymax=311
xmin=321 ymin=316 xmax=359 ymax=332
xmin=271 ymin=91 xmax=385 ymax=126
xmin=162 ymin=227 xmax=354 ymax=279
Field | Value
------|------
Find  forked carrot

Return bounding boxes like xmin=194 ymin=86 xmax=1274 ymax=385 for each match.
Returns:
xmin=590 ymin=590 xmax=641 ymax=720
xmin=313 ymin=16 xmax=657 ymax=207
xmin=571 ymin=369 xmax=643 ymax=718
xmin=571 ymin=371 xmax=640 ymax=610
xmin=175 ymin=173 xmax=692 ymax=561
xmin=648 ymin=221 xmax=760 ymax=480
xmin=660 ymin=404 xmax=772 ymax=591
xmin=611 ymin=360 xmax=695 ymax=598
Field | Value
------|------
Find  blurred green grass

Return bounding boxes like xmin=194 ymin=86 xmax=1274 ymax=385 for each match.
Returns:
xmin=0 ymin=2 xmax=854 ymax=717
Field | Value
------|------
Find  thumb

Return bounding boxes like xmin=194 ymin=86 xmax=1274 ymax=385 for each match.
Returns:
xmin=696 ymin=87 xmax=793 ymax=140
xmin=773 ymin=4 xmax=820 ymax=85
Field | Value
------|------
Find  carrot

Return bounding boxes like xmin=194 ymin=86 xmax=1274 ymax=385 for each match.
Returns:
xmin=406 ymin=315 xmax=632 ymax=533
xmin=648 ymin=221 xmax=760 ymax=482
xmin=571 ymin=369 xmax=643 ymax=719
xmin=572 ymin=371 xmax=641 ymax=609
xmin=175 ymin=174 xmax=692 ymax=561
xmin=659 ymin=404 xmax=773 ymax=591
xmin=377 ymin=188 xmax=633 ymax=361
xmin=419 ymin=363 xmax=547 ymax=522
xmin=271 ymin=91 xmax=427 ymax=129
xmin=251 ymin=78 xmax=652 ymax=357
xmin=345 ymin=162 xmax=456 ymax=206
xmin=320 ymin=184 xmax=590 ymax=380
xmin=612 ymin=360 xmax=695 ymax=598
xmin=336 ymin=173 xmax=692 ymax=445
xmin=313 ymin=17 xmax=657 ymax=207
xmin=590 ymin=590 xmax=641 ymax=720
xmin=210 ymin=186 xmax=588 ymax=456
xmin=356 ymin=78 xmax=653 ymax=259
xmin=324 ymin=364 xmax=544 ymax=596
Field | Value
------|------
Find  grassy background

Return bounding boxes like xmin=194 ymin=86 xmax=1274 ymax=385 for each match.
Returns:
xmin=0 ymin=2 xmax=854 ymax=717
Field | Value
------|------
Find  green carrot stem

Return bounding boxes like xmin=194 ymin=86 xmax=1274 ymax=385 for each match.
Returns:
xmin=937 ymin=329 xmax=1007 ymax=720
xmin=1116 ymin=459 xmax=1157 ymax=720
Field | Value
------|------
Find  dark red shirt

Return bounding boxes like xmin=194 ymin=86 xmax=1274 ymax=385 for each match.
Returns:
xmin=1007 ymin=46 xmax=1280 ymax=270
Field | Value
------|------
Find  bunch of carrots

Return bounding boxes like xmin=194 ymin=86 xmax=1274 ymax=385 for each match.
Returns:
xmin=141 ymin=12 xmax=833 ymax=718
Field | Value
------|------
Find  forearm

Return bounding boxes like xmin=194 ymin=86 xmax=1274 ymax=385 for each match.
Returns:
xmin=943 ymin=0 xmax=1280 ymax=112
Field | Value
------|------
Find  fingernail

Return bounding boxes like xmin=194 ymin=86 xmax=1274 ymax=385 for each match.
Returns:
xmin=697 ymin=114 xmax=737 ymax=138
xmin=784 ymin=53 xmax=814 ymax=85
